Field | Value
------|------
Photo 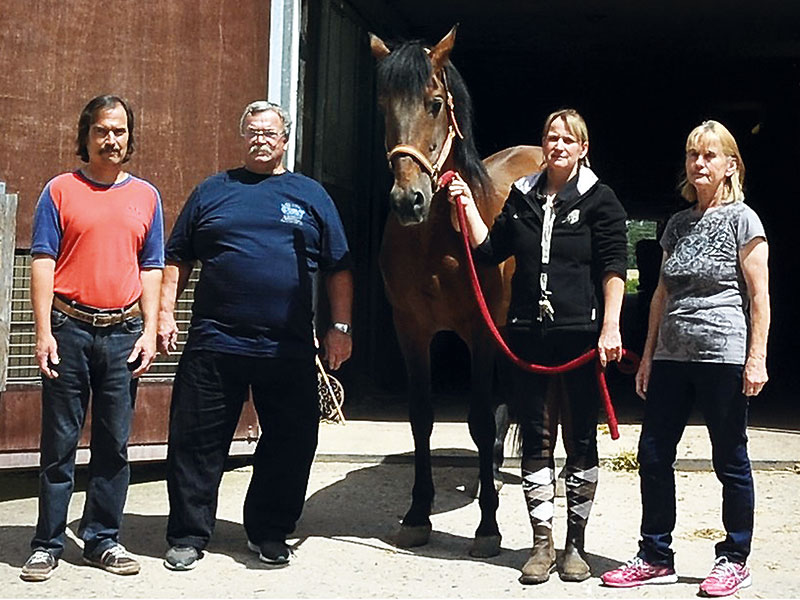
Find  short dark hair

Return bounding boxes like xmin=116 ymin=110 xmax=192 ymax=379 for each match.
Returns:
xmin=75 ymin=95 xmax=135 ymax=163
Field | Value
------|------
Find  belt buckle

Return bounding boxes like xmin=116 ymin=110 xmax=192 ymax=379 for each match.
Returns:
xmin=91 ymin=312 xmax=113 ymax=327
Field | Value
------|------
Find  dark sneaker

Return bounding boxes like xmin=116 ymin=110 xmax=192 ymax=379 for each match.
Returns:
xmin=601 ymin=556 xmax=678 ymax=587
xmin=20 ymin=549 xmax=57 ymax=582
xmin=164 ymin=546 xmax=201 ymax=571
xmin=247 ymin=539 xmax=292 ymax=565
xmin=83 ymin=543 xmax=140 ymax=575
xmin=699 ymin=556 xmax=752 ymax=597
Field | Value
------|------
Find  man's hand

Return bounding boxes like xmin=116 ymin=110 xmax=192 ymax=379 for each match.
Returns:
xmin=322 ymin=327 xmax=352 ymax=371
xmin=35 ymin=332 xmax=60 ymax=379
xmin=128 ymin=333 xmax=157 ymax=378
xmin=157 ymin=310 xmax=179 ymax=355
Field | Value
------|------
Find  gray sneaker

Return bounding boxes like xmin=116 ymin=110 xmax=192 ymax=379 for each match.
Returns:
xmin=20 ymin=549 xmax=57 ymax=582
xmin=164 ymin=546 xmax=201 ymax=571
xmin=83 ymin=543 xmax=140 ymax=575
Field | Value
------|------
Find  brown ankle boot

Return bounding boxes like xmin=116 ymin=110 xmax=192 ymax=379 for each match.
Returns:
xmin=560 ymin=529 xmax=591 ymax=582
xmin=519 ymin=526 xmax=556 ymax=584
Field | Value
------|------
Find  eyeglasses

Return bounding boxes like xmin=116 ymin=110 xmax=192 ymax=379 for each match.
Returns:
xmin=243 ymin=129 xmax=286 ymax=141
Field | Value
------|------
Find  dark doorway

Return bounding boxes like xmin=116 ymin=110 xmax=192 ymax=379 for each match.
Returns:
xmin=305 ymin=0 xmax=800 ymax=417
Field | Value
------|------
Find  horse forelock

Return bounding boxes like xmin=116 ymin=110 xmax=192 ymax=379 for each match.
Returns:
xmin=376 ymin=38 xmax=492 ymax=197
xmin=376 ymin=41 xmax=432 ymax=100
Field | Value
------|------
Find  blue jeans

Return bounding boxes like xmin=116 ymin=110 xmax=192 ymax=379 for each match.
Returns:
xmin=637 ymin=361 xmax=754 ymax=566
xmin=31 ymin=309 xmax=140 ymax=558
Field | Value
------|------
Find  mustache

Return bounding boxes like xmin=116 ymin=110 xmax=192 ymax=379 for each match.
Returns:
xmin=249 ymin=143 xmax=271 ymax=154
xmin=100 ymin=145 xmax=121 ymax=155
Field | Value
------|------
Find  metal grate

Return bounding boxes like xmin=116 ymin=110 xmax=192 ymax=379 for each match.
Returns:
xmin=7 ymin=252 xmax=198 ymax=384
xmin=7 ymin=254 xmax=37 ymax=383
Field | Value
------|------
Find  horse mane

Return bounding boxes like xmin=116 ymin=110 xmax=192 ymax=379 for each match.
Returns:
xmin=375 ymin=40 xmax=493 ymax=197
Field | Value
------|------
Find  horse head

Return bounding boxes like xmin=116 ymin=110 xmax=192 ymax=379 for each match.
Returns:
xmin=370 ymin=26 xmax=463 ymax=225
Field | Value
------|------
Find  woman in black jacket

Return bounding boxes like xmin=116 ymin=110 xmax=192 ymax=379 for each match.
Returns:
xmin=447 ymin=109 xmax=627 ymax=584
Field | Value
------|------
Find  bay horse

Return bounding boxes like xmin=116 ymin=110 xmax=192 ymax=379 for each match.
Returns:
xmin=369 ymin=26 xmax=543 ymax=557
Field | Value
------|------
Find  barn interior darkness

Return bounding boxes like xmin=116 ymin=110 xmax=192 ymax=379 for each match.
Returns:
xmin=332 ymin=0 xmax=800 ymax=416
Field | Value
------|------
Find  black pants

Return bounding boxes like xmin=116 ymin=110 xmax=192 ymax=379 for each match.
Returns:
xmin=166 ymin=349 xmax=319 ymax=550
xmin=505 ymin=328 xmax=599 ymax=468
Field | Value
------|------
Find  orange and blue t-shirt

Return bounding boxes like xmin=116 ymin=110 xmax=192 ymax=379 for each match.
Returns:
xmin=31 ymin=170 xmax=164 ymax=309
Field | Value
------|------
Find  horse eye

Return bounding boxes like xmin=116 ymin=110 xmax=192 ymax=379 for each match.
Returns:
xmin=429 ymin=98 xmax=443 ymax=117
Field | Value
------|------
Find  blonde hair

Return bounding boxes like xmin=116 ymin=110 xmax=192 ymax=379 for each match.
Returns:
xmin=541 ymin=108 xmax=590 ymax=168
xmin=680 ymin=120 xmax=745 ymax=204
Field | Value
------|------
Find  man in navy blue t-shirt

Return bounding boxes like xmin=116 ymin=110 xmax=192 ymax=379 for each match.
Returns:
xmin=157 ymin=101 xmax=353 ymax=571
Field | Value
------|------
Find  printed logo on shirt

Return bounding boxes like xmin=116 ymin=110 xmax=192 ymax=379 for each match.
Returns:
xmin=280 ymin=202 xmax=306 ymax=225
xmin=563 ymin=209 xmax=580 ymax=225
xmin=127 ymin=204 xmax=145 ymax=218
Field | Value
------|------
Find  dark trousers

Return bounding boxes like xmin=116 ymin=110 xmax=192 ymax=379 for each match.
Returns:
xmin=637 ymin=361 xmax=754 ymax=566
xmin=506 ymin=328 xmax=600 ymax=469
xmin=165 ymin=349 xmax=320 ymax=551
xmin=32 ymin=310 xmax=140 ymax=558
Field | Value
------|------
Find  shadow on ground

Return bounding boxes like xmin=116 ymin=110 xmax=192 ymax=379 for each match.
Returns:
xmin=295 ymin=451 xmax=619 ymax=575
xmin=0 ymin=452 xmax=623 ymax=576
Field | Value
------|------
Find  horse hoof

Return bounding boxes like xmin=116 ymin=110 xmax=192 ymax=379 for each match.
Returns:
xmin=469 ymin=534 xmax=501 ymax=558
xmin=494 ymin=478 xmax=504 ymax=493
xmin=395 ymin=524 xmax=432 ymax=548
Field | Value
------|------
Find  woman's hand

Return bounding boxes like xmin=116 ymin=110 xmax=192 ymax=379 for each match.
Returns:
xmin=446 ymin=173 xmax=476 ymax=231
xmin=743 ymin=355 xmax=768 ymax=396
xmin=597 ymin=324 xmax=622 ymax=368
xmin=635 ymin=356 xmax=652 ymax=400
xmin=443 ymin=173 xmax=488 ymax=247
xmin=598 ymin=274 xmax=625 ymax=368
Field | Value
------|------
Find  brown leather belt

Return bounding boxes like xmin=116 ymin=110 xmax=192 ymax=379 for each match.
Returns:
xmin=52 ymin=296 xmax=141 ymax=327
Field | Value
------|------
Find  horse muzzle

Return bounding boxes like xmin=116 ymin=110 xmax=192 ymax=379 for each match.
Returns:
xmin=390 ymin=184 xmax=431 ymax=225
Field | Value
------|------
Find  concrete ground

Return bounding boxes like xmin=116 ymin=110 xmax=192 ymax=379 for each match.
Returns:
xmin=1 ymin=415 xmax=798 ymax=599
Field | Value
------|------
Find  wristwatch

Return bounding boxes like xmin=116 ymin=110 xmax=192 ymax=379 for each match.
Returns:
xmin=331 ymin=322 xmax=352 ymax=336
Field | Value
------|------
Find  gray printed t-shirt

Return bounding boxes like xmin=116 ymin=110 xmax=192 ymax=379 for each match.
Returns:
xmin=654 ymin=202 xmax=766 ymax=364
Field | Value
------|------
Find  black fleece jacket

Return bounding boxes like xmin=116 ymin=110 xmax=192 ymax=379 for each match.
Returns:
xmin=475 ymin=167 xmax=628 ymax=332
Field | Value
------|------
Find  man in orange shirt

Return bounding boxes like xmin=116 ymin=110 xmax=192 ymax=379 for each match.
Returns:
xmin=20 ymin=95 xmax=164 ymax=582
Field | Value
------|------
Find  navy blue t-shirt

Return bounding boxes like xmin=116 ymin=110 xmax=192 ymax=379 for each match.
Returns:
xmin=166 ymin=168 xmax=351 ymax=359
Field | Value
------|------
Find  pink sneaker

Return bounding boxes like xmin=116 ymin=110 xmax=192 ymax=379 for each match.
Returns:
xmin=601 ymin=556 xmax=678 ymax=588
xmin=699 ymin=556 xmax=752 ymax=597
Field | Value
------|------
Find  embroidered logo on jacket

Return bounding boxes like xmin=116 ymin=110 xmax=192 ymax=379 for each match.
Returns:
xmin=564 ymin=209 xmax=580 ymax=225
xmin=280 ymin=202 xmax=305 ymax=225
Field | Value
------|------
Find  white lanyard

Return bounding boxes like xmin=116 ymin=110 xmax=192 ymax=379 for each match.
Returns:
xmin=538 ymin=194 xmax=557 ymax=321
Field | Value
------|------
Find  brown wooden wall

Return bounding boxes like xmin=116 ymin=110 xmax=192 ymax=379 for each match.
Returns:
xmin=0 ymin=0 xmax=271 ymax=242
xmin=0 ymin=383 xmax=259 ymax=455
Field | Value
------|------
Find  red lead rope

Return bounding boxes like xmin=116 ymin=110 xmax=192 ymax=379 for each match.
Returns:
xmin=440 ymin=170 xmax=639 ymax=440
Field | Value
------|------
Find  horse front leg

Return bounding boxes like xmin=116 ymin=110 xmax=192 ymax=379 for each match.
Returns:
xmin=493 ymin=401 xmax=510 ymax=487
xmin=467 ymin=332 xmax=502 ymax=558
xmin=393 ymin=317 xmax=435 ymax=548
xmin=468 ymin=390 xmax=508 ymax=500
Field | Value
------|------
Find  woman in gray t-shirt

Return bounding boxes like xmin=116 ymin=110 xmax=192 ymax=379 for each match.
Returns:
xmin=602 ymin=120 xmax=770 ymax=596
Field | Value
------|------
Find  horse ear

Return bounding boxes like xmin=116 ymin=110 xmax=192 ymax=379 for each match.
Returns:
xmin=369 ymin=32 xmax=391 ymax=60
xmin=428 ymin=24 xmax=458 ymax=71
